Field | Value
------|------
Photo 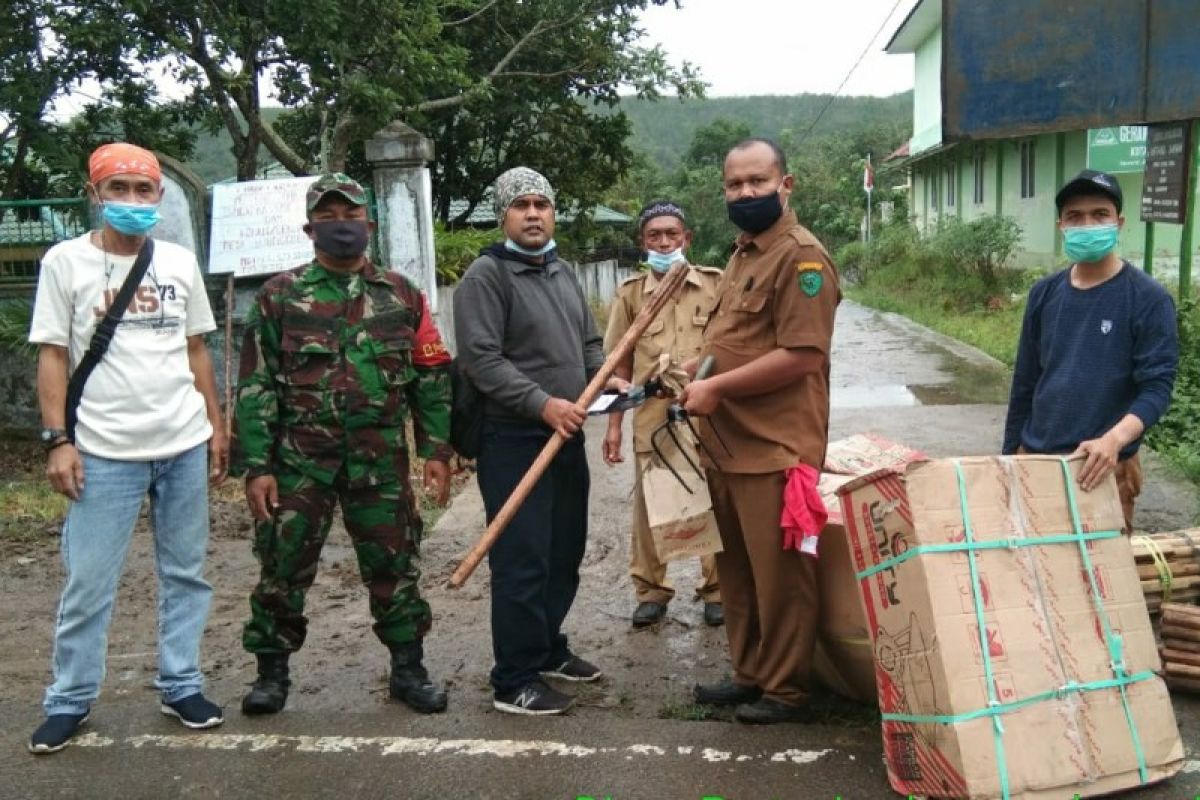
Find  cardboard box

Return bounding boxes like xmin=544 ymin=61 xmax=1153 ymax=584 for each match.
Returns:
xmin=815 ymin=472 xmax=878 ymax=704
xmin=812 ymin=435 xmax=926 ymax=705
xmin=838 ymin=455 xmax=1183 ymax=799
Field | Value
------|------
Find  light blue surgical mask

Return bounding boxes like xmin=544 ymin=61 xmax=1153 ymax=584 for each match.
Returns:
xmin=1063 ymin=223 xmax=1119 ymax=264
xmin=102 ymin=201 xmax=161 ymax=236
xmin=504 ymin=238 xmax=557 ymax=258
xmin=645 ymin=248 xmax=685 ymax=273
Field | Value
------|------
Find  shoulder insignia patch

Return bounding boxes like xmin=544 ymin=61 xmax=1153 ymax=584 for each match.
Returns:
xmin=798 ymin=269 xmax=823 ymax=297
xmin=796 ymin=261 xmax=824 ymax=273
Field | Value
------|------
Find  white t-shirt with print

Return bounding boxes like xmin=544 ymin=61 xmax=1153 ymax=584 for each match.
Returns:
xmin=29 ymin=232 xmax=216 ymax=461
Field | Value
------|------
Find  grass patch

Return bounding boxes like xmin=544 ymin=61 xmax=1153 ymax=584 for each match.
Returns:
xmin=0 ymin=480 xmax=66 ymax=542
xmin=657 ymin=695 xmax=716 ymax=721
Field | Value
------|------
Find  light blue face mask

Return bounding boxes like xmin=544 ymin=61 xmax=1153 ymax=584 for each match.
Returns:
xmin=645 ymin=248 xmax=685 ymax=273
xmin=102 ymin=201 xmax=162 ymax=236
xmin=1063 ymin=223 xmax=1119 ymax=264
xmin=504 ymin=238 xmax=557 ymax=258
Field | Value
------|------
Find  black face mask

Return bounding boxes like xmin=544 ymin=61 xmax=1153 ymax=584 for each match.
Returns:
xmin=311 ymin=220 xmax=369 ymax=260
xmin=726 ymin=190 xmax=784 ymax=235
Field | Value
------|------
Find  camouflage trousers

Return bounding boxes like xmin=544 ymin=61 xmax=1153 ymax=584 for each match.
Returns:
xmin=242 ymin=468 xmax=431 ymax=654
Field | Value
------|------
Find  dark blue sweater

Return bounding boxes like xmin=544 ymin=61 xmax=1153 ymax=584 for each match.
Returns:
xmin=1002 ymin=261 xmax=1178 ymax=459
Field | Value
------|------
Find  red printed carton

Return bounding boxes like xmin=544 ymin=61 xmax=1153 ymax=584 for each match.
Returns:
xmin=838 ymin=455 xmax=1183 ymax=799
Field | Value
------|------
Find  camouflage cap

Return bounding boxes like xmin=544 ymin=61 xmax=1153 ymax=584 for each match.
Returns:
xmin=306 ymin=172 xmax=368 ymax=212
xmin=493 ymin=166 xmax=555 ymax=223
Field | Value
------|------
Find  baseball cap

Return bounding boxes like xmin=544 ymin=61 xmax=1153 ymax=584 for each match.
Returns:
xmin=306 ymin=173 xmax=369 ymax=212
xmin=1055 ymin=169 xmax=1123 ymax=215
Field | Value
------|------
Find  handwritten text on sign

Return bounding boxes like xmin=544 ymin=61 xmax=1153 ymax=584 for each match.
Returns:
xmin=209 ymin=177 xmax=314 ymax=276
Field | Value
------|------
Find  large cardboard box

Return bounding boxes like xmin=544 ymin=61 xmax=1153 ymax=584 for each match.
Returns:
xmin=838 ymin=455 xmax=1183 ymax=799
xmin=815 ymin=471 xmax=880 ymax=704
xmin=813 ymin=435 xmax=926 ymax=704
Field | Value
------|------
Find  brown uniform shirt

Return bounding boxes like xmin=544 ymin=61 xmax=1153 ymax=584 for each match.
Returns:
xmin=699 ymin=209 xmax=840 ymax=474
xmin=604 ymin=264 xmax=722 ymax=453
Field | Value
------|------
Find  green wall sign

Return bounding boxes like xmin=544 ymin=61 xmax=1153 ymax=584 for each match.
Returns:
xmin=1087 ymin=126 xmax=1148 ymax=173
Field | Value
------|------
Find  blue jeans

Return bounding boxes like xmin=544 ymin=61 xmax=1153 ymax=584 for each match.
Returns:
xmin=43 ymin=443 xmax=213 ymax=715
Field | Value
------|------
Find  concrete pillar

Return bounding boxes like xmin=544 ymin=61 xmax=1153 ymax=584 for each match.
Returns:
xmin=364 ymin=122 xmax=439 ymax=311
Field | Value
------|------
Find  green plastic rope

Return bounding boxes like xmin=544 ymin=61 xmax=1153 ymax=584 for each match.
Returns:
xmin=863 ymin=459 xmax=1151 ymax=798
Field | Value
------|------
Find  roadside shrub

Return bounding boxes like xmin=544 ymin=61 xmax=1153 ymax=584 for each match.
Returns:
xmin=835 ymin=241 xmax=867 ymax=283
xmin=0 ymin=299 xmax=34 ymax=358
xmin=1146 ymin=299 xmax=1200 ymax=482
xmin=434 ymin=224 xmax=499 ymax=285
xmin=929 ymin=215 xmax=1022 ymax=289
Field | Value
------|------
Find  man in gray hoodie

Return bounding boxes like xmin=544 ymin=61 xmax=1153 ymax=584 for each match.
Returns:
xmin=453 ymin=167 xmax=605 ymax=715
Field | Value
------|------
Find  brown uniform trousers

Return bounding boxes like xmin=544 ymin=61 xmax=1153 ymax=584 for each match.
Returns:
xmin=697 ymin=210 xmax=841 ymax=706
xmin=605 ymin=266 xmax=721 ymax=605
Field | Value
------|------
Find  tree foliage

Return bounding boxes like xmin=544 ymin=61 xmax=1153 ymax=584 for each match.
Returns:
xmin=0 ymin=0 xmax=195 ymax=199
xmin=77 ymin=0 xmax=702 ymax=187
xmin=607 ymin=116 xmax=912 ymax=264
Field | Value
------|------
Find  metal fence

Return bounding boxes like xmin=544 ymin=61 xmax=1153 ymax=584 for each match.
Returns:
xmin=0 ymin=198 xmax=90 ymax=290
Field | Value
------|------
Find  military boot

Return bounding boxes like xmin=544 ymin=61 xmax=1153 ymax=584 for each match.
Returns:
xmin=241 ymin=653 xmax=290 ymax=715
xmin=388 ymin=642 xmax=448 ymax=714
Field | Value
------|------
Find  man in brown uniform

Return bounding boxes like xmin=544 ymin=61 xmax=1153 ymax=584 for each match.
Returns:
xmin=602 ymin=201 xmax=723 ymax=629
xmin=681 ymin=138 xmax=840 ymax=724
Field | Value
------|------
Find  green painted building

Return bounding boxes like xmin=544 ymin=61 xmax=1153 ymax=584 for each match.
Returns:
xmin=884 ymin=0 xmax=1200 ymax=276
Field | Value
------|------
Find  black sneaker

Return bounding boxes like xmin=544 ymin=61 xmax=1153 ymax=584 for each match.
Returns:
xmin=541 ymin=654 xmax=602 ymax=682
xmin=702 ymin=602 xmax=724 ymax=627
xmin=161 ymin=693 xmax=224 ymax=729
xmin=493 ymin=680 xmax=574 ymax=715
xmin=28 ymin=712 xmax=89 ymax=754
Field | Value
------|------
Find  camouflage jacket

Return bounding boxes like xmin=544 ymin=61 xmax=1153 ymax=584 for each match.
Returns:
xmin=231 ymin=259 xmax=452 ymax=487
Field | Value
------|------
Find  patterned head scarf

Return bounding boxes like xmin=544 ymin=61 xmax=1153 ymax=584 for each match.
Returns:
xmin=637 ymin=200 xmax=686 ymax=231
xmin=88 ymin=143 xmax=162 ymax=186
xmin=493 ymin=167 xmax=555 ymax=223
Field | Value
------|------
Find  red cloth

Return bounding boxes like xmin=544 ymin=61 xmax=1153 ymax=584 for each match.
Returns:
xmin=781 ymin=463 xmax=827 ymax=557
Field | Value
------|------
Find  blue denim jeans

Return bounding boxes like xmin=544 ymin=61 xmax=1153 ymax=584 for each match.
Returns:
xmin=42 ymin=443 xmax=213 ymax=715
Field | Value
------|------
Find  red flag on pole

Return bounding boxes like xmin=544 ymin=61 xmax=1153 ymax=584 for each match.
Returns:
xmin=863 ymin=154 xmax=874 ymax=193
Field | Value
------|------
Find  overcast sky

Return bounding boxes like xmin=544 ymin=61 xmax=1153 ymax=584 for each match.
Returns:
xmin=637 ymin=0 xmax=920 ymax=97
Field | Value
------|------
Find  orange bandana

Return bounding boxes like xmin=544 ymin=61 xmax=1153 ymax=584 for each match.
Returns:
xmin=88 ymin=143 xmax=162 ymax=186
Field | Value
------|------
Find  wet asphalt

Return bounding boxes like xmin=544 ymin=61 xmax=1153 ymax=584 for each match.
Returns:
xmin=2 ymin=300 xmax=1198 ymax=800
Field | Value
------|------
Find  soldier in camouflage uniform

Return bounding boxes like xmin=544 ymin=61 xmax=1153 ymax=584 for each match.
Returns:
xmin=231 ymin=173 xmax=452 ymax=715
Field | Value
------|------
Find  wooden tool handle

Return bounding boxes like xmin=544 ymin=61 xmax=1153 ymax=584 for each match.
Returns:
xmin=447 ymin=262 xmax=691 ymax=588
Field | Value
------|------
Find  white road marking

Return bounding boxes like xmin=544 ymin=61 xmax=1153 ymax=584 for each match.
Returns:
xmin=1183 ymin=760 xmax=1200 ymax=774
xmin=73 ymin=732 xmax=834 ymax=766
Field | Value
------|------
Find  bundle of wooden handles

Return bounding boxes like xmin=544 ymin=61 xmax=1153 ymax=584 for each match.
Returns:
xmin=1160 ymin=603 xmax=1200 ymax=693
xmin=447 ymin=261 xmax=692 ymax=588
xmin=1132 ymin=530 xmax=1200 ymax=614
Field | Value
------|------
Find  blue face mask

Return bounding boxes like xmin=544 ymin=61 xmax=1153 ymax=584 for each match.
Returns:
xmin=102 ymin=201 xmax=161 ymax=236
xmin=1063 ymin=223 xmax=1119 ymax=264
xmin=645 ymin=248 xmax=685 ymax=273
xmin=505 ymin=238 xmax=557 ymax=258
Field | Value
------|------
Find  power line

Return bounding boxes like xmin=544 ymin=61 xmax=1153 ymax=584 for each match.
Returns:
xmin=797 ymin=0 xmax=909 ymax=144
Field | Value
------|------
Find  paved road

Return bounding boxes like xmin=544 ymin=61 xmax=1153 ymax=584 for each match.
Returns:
xmin=3 ymin=301 xmax=1197 ymax=800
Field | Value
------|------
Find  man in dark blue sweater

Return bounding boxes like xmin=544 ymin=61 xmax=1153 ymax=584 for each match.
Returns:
xmin=1003 ymin=169 xmax=1178 ymax=533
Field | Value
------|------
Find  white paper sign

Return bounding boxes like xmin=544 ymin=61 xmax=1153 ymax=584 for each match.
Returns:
xmin=209 ymin=177 xmax=314 ymax=276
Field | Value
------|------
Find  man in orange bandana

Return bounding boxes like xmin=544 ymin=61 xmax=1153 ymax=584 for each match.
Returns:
xmin=27 ymin=141 xmax=227 ymax=753
xmin=88 ymin=142 xmax=163 ymax=185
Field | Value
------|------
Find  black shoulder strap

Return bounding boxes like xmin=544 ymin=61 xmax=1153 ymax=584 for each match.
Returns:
xmin=481 ymin=252 xmax=513 ymax=307
xmin=65 ymin=237 xmax=156 ymax=441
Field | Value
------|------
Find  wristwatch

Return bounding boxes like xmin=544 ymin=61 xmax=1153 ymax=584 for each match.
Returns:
xmin=40 ymin=427 xmax=69 ymax=450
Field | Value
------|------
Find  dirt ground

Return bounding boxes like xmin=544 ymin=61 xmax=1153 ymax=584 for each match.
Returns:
xmin=2 ymin=425 xmax=860 ymax=727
